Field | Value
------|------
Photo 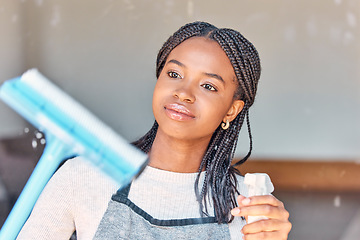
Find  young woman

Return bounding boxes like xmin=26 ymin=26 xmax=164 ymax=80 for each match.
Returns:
xmin=18 ymin=21 xmax=291 ymax=239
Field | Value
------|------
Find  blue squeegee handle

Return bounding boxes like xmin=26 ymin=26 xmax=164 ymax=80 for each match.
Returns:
xmin=0 ymin=136 xmax=70 ymax=240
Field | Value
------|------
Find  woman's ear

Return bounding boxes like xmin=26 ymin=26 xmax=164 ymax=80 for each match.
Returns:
xmin=223 ymin=100 xmax=245 ymax=123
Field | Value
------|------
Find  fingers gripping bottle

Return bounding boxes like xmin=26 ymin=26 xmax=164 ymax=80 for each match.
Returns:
xmin=243 ymin=173 xmax=274 ymax=223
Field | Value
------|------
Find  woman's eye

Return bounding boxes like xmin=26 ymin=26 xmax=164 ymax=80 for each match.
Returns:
xmin=168 ymin=71 xmax=181 ymax=79
xmin=201 ymin=83 xmax=217 ymax=91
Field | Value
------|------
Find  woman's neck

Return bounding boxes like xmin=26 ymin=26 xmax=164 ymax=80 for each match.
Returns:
xmin=148 ymin=129 xmax=211 ymax=173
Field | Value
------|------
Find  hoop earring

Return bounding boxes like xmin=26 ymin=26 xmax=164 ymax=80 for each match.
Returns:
xmin=221 ymin=119 xmax=230 ymax=130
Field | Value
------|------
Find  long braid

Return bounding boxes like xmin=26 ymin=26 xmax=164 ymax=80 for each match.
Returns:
xmin=201 ymin=103 xmax=250 ymax=222
xmin=132 ymin=121 xmax=158 ymax=153
xmin=134 ymin=21 xmax=261 ymax=223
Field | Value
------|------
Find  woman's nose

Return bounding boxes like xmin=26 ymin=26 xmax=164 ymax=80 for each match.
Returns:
xmin=173 ymin=82 xmax=196 ymax=103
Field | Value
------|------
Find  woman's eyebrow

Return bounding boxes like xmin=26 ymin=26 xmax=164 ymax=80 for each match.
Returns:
xmin=204 ymin=73 xmax=224 ymax=83
xmin=167 ymin=59 xmax=186 ymax=68
xmin=167 ymin=59 xmax=225 ymax=83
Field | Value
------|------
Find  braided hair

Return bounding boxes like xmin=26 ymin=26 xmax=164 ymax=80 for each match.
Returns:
xmin=132 ymin=21 xmax=261 ymax=223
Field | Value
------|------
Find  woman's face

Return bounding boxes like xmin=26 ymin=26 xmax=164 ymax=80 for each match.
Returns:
xmin=152 ymin=37 xmax=244 ymax=141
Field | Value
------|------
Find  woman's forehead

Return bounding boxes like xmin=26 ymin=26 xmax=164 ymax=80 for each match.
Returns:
xmin=166 ymin=37 xmax=236 ymax=79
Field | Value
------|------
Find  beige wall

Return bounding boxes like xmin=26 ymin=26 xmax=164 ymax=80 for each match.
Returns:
xmin=0 ymin=0 xmax=26 ymax=135
xmin=0 ymin=0 xmax=359 ymax=160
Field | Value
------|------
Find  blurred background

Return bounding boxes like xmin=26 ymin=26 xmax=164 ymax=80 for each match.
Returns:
xmin=0 ymin=0 xmax=359 ymax=239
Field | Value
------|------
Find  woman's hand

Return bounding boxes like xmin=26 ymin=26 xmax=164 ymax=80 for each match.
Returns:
xmin=231 ymin=195 xmax=292 ymax=240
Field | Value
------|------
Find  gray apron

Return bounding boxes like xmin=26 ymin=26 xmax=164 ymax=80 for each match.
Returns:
xmin=93 ymin=184 xmax=232 ymax=239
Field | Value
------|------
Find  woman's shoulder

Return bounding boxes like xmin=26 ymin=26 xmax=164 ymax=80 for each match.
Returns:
xmin=59 ymin=156 xmax=101 ymax=173
xmin=56 ymin=156 xmax=120 ymax=192
xmin=59 ymin=156 xmax=112 ymax=178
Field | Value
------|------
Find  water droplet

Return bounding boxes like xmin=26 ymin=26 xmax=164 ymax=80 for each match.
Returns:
xmin=187 ymin=0 xmax=194 ymax=18
xmin=347 ymin=12 xmax=357 ymax=27
xmin=12 ymin=15 xmax=18 ymax=23
xmin=35 ymin=0 xmax=43 ymax=6
xmin=32 ymin=139 xmax=38 ymax=149
xmin=50 ymin=5 xmax=61 ymax=26
xmin=343 ymin=31 xmax=354 ymax=45
xmin=40 ymin=139 xmax=46 ymax=145
xmin=24 ymin=128 xmax=29 ymax=133
xmin=307 ymin=19 xmax=317 ymax=36
xmin=35 ymin=132 xmax=43 ymax=139
xmin=334 ymin=195 xmax=341 ymax=207
xmin=284 ymin=25 xmax=296 ymax=42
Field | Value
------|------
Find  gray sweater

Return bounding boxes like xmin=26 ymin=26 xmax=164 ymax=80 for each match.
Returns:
xmin=18 ymin=157 xmax=247 ymax=239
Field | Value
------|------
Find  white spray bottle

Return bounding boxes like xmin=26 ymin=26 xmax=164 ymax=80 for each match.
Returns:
xmin=243 ymin=173 xmax=274 ymax=223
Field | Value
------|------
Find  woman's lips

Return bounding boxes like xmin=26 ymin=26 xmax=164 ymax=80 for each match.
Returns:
xmin=164 ymin=103 xmax=195 ymax=121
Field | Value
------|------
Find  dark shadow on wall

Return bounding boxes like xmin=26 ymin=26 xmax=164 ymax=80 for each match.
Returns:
xmin=0 ymin=127 xmax=45 ymax=226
